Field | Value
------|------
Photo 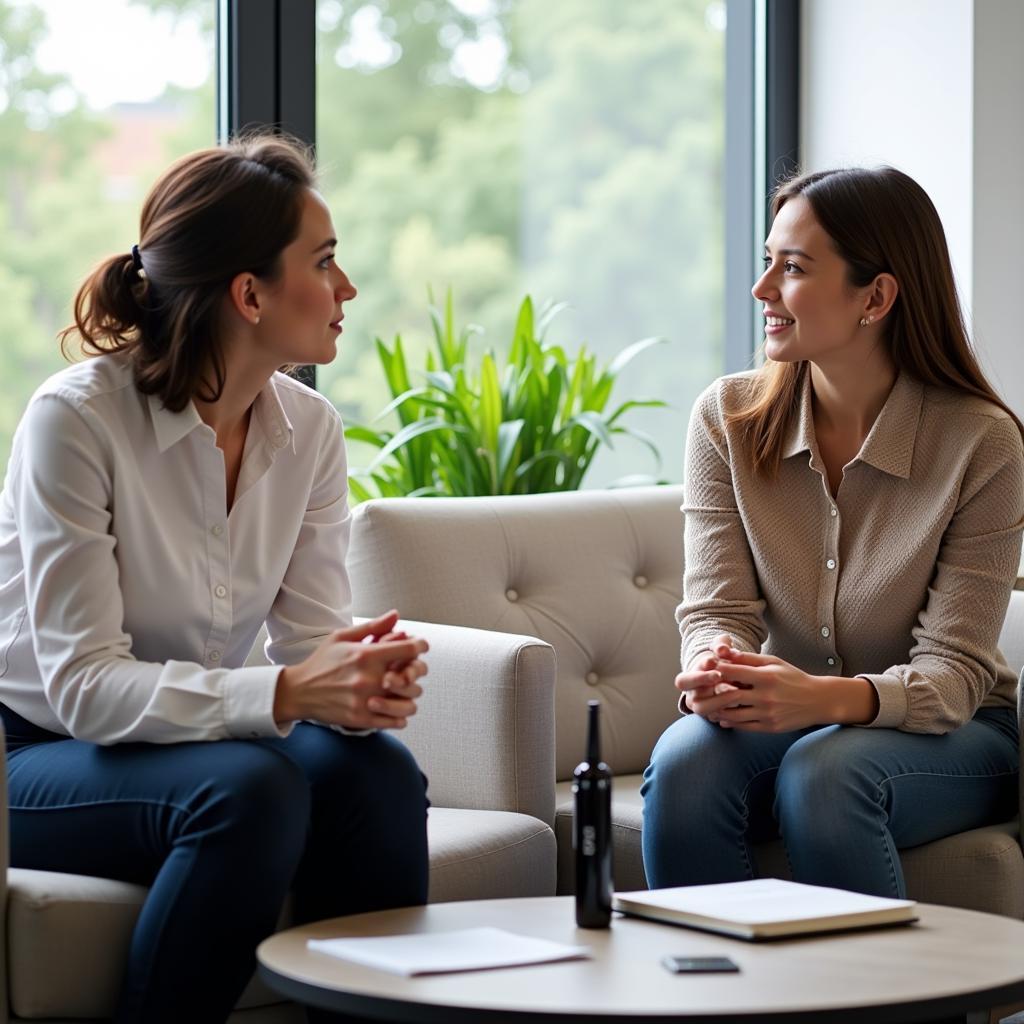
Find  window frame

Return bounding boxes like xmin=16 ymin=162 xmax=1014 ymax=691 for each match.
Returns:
xmin=217 ymin=0 xmax=800 ymax=380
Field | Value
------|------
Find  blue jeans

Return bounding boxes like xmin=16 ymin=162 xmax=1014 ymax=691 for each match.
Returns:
xmin=2 ymin=704 xmax=429 ymax=1024
xmin=641 ymin=707 xmax=1018 ymax=896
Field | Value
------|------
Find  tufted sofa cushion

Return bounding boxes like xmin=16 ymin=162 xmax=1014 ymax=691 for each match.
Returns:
xmin=348 ymin=486 xmax=685 ymax=781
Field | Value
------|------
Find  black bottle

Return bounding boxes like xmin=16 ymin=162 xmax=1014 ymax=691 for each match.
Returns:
xmin=573 ymin=699 xmax=613 ymax=928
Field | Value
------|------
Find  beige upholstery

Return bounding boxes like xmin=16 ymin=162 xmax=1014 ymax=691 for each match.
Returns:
xmin=348 ymin=486 xmax=1024 ymax=906
xmin=0 ymin=619 xmax=558 ymax=1021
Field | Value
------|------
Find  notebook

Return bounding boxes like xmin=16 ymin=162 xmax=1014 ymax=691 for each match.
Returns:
xmin=612 ymin=878 xmax=917 ymax=940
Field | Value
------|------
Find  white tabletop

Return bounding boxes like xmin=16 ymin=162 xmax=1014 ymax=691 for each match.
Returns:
xmin=257 ymin=895 xmax=1024 ymax=1022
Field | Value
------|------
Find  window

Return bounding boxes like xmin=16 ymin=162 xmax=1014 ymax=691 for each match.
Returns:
xmin=0 ymin=0 xmax=215 ymax=471
xmin=315 ymin=0 xmax=726 ymax=485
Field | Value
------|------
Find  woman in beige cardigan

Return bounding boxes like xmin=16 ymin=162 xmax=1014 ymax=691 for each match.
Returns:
xmin=642 ymin=167 xmax=1024 ymax=896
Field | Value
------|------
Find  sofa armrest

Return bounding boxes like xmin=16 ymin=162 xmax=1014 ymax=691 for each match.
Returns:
xmin=399 ymin=619 xmax=555 ymax=827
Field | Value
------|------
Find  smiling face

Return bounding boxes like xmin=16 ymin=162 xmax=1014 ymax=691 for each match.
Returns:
xmin=254 ymin=188 xmax=357 ymax=367
xmin=751 ymin=196 xmax=873 ymax=367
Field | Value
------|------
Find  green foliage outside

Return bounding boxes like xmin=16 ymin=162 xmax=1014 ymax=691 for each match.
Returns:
xmin=0 ymin=0 xmax=725 ymax=489
xmin=346 ymin=292 xmax=667 ymax=500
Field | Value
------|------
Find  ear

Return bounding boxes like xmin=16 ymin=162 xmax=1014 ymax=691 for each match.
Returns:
xmin=862 ymin=272 xmax=898 ymax=324
xmin=226 ymin=272 xmax=264 ymax=326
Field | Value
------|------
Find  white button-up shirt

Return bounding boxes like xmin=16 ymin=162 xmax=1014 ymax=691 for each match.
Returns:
xmin=0 ymin=353 xmax=352 ymax=744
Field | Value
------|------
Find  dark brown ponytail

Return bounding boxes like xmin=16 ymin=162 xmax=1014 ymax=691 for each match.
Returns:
xmin=59 ymin=131 xmax=316 ymax=411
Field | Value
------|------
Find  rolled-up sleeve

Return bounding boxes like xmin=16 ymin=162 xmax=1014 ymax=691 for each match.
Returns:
xmin=13 ymin=394 xmax=286 ymax=745
xmin=860 ymin=415 xmax=1024 ymax=733
xmin=677 ymin=385 xmax=767 ymax=676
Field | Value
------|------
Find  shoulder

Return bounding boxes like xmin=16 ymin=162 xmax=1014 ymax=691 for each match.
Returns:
xmin=690 ymin=371 xmax=760 ymax=430
xmin=271 ymin=371 xmax=343 ymax=432
xmin=30 ymin=353 xmax=136 ymax=413
xmin=920 ymin=384 xmax=1023 ymax=458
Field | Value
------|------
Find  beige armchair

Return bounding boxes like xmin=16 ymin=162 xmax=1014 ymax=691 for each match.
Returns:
xmin=347 ymin=485 xmax=1024 ymax=916
xmin=0 ymin=620 xmax=557 ymax=1022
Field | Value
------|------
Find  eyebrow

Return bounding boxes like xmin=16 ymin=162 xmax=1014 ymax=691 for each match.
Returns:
xmin=764 ymin=245 xmax=815 ymax=261
xmin=312 ymin=238 xmax=337 ymax=253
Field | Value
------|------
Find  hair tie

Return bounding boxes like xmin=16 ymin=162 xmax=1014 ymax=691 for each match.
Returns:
xmin=131 ymin=244 xmax=148 ymax=280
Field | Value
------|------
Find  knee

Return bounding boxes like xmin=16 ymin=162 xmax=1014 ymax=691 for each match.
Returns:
xmin=190 ymin=744 xmax=310 ymax=847
xmin=642 ymin=716 xmax=729 ymax=809
xmin=776 ymin=728 xmax=876 ymax=821
xmin=357 ymin=734 xmax=428 ymax=809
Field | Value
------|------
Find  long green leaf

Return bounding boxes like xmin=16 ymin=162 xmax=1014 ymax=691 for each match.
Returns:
xmin=608 ymin=335 xmax=667 ymax=375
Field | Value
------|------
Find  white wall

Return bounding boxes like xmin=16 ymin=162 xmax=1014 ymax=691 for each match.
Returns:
xmin=800 ymin=0 xmax=1024 ymax=416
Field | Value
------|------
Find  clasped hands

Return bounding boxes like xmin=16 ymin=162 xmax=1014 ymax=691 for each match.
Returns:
xmin=675 ymin=634 xmax=823 ymax=733
xmin=274 ymin=610 xmax=428 ymax=731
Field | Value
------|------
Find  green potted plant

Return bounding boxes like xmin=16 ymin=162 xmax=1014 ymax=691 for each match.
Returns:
xmin=344 ymin=292 xmax=668 ymax=501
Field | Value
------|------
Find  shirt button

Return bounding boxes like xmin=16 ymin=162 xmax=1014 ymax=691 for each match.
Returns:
xmin=827 ymin=657 xmax=836 ymax=667
xmin=820 ymin=626 xmax=831 ymax=638
xmin=505 ymin=589 xmax=519 ymax=602
xmin=826 ymin=559 xmax=836 ymax=570
xmin=634 ymin=575 xmax=648 ymax=588
xmin=586 ymin=671 xmax=599 ymax=685
xmin=214 ymin=585 xmax=228 ymax=598
xmin=830 ymin=507 xmax=838 ymax=517
xmin=208 ymin=650 xmax=221 ymax=663
xmin=211 ymin=524 xmax=224 ymax=537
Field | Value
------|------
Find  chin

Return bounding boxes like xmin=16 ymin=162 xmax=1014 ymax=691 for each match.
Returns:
xmin=763 ymin=340 xmax=802 ymax=364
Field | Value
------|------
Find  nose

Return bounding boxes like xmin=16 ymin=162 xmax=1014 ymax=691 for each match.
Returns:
xmin=335 ymin=266 xmax=357 ymax=302
xmin=751 ymin=264 xmax=778 ymax=303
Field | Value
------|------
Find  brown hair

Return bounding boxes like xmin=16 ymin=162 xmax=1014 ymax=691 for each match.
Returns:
xmin=59 ymin=131 xmax=316 ymax=411
xmin=730 ymin=166 xmax=1024 ymax=474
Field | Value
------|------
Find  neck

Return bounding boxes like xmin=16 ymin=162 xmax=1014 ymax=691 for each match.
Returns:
xmin=809 ymin=345 xmax=897 ymax=440
xmin=193 ymin=335 xmax=278 ymax=445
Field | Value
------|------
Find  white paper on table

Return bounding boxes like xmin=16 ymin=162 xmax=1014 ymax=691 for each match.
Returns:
xmin=306 ymin=926 xmax=591 ymax=976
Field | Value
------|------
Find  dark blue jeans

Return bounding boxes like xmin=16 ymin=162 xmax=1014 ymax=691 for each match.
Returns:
xmin=641 ymin=707 xmax=1019 ymax=896
xmin=2 ymin=705 xmax=429 ymax=1024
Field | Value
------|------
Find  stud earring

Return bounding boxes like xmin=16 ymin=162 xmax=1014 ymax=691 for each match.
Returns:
xmin=254 ymin=316 xmax=260 ymax=325
xmin=859 ymin=316 xmax=874 ymax=326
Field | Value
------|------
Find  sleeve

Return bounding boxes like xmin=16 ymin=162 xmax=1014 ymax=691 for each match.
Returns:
xmin=676 ymin=383 xmax=768 ymax=696
xmin=859 ymin=415 xmax=1024 ymax=734
xmin=261 ymin=405 xmax=371 ymax=736
xmin=13 ymin=393 xmax=287 ymax=745
xmin=262 ymin=404 xmax=353 ymax=663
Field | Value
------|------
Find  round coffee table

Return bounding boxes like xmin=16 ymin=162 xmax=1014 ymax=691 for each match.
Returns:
xmin=257 ymin=895 xmax=1024 ymax=1022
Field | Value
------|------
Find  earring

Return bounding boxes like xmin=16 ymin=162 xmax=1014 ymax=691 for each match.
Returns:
xmin=859 ymin=316 xmax=874 ymax=326
xmin=254 ymin=316 xmax=260 ymax=325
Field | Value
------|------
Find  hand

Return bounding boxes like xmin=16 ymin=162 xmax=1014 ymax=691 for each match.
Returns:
xmin=274 ymin=611 xmax=429 ymax=730
xmin=375 ymin=629 xmax=428 ymax=692
xmin=686 ymin=650 xmax=824 ymax=733
xmin=675 ymin=635 xmax=745 ymax=721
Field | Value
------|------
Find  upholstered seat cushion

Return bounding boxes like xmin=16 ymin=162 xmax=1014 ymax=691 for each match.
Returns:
xmin=6 ymin=808 xmax=554 ymax=1019
xmin=555 ymin=777 xmax=1024 ymax=916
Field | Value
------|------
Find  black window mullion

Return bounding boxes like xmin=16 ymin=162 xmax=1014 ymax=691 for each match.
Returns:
xmin=217 ymin=0 xmax=318 ymax=388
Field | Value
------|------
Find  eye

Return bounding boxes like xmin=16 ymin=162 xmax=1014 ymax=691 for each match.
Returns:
xmin=761 ymin=254 xmax=772 ymax=268
xmin=783 ymin=261 xmax=803 ymax=274
xmin=318 ymin=253 xmax=336 ymax=269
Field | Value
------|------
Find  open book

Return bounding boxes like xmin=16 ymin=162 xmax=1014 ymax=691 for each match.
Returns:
xmin=612 ymin=878 xmax=917 ymax=940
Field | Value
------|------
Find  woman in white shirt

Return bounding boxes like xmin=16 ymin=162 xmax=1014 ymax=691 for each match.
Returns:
xmin=0 ymin=133 xmax=429 ymax=1023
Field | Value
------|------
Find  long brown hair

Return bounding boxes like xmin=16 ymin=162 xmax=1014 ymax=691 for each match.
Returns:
xmin=730 ymin=167 xmax=1023 ymax=475
xmin=59 ymin=132 xmax=316 ymax=411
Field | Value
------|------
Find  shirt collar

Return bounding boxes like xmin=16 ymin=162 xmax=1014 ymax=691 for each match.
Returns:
xmin=781 ymin=365 xmax=923 ymax=479
xmin=147 ymin=374 xmax=296 ymax=455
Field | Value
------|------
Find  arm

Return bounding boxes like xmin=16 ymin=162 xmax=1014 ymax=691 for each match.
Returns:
xmin=859 ymin=415 xmax=1024 ymax=733
xmin=14 ymin=395 xmax=284 ymax=744
xmin=699 ymin=416 xmax=1024 ymax=735
xmin=677 ymin=385 xmax=767 ymax=672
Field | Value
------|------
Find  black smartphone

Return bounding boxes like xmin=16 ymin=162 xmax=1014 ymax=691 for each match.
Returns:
xmin=661 ymin=955 xmax=740 ymax=974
